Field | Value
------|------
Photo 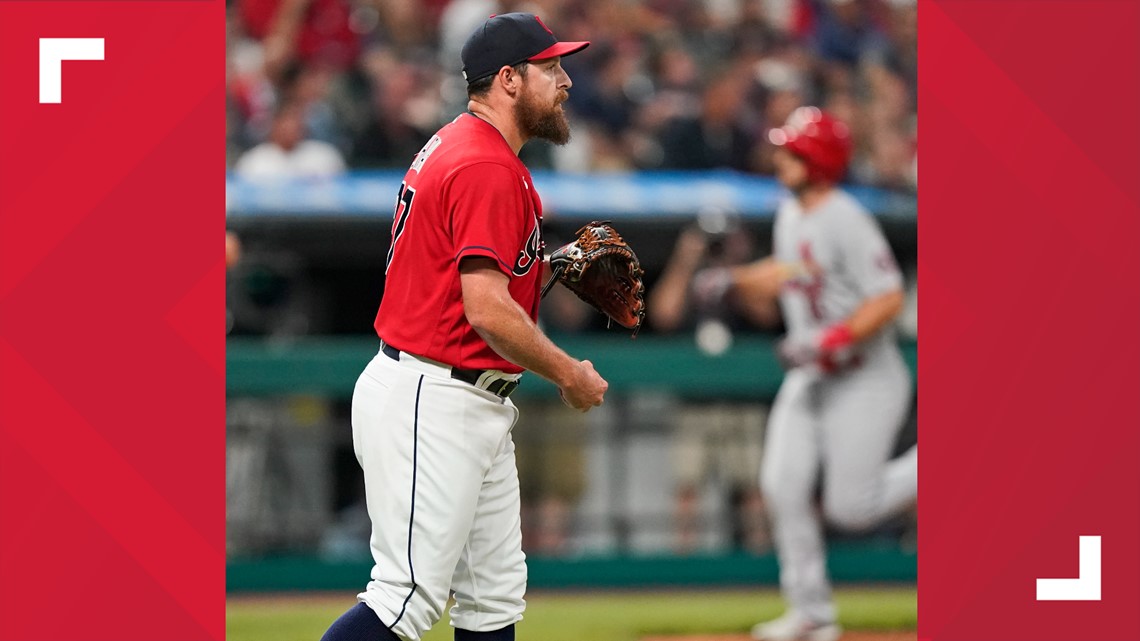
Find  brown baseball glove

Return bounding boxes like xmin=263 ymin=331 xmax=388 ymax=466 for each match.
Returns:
xmin=542 ymin=221 xmax=646 ymax=336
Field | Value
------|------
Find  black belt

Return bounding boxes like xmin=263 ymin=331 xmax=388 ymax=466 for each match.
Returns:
xmin=381 ymin=342 xmax=520 ymax=398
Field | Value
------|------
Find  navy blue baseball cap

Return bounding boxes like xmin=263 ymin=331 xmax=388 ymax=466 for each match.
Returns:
xmin=461 ymin=13 xmax=589 ymax=85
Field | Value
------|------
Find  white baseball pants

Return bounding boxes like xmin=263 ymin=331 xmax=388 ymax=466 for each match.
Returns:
xmin=352 ymin=348 xmax=526 ymax=641
xmin=761 ymin=356 xmax=917 ymax=624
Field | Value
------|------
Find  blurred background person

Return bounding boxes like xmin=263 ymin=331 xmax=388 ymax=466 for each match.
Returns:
xmin=718 ymin=107 xmax=916 ymax=641
xmin=650 ymin=207 xmax=778 ymax=555
xmin=234 ymin=101 xmax=347 ymax=178
xmin=226 ymin=230 xmax=243 ymax=269
xmin=656 ymin=67 xmax=757 ymax=171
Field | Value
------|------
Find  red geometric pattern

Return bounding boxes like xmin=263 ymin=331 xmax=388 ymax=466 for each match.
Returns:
xmin=2 ymin=1 xmax=1138 ymax=640
xmin=921 ymin=1 xmax=1140 ymax=639
xmin=0 ymin=2 xmax=224 ymax=639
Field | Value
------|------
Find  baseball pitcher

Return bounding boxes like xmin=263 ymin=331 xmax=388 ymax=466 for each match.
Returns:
xmin=320 ymin=13 xmax=607 ymax=641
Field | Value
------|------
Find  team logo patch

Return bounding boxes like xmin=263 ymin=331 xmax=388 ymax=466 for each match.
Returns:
xmin=785 ymin=242 xmax=825 ymax=321
xmin=513 ymin=216 xmax=542 ymax=277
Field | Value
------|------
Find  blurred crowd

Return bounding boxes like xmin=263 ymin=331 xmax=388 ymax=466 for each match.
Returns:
xmin=226 ymin=0 xmax=917 ymax=190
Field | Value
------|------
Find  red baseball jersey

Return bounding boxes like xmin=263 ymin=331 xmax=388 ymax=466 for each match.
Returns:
xmin=375 ymin=114 xmax=544 ymax=373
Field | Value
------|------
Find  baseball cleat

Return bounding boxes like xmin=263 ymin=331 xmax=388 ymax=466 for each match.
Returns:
xmin=750 ymin=611 xmax=842 ymax=641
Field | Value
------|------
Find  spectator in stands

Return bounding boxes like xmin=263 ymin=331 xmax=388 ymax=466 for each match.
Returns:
xmin=226 ymin=230 xmax=242 ymax=269
xmin=238 ymin=0 xmax=358 ymax=84
xmin=351 ymin=59 xmax=443 ymax=168
xmin=234 ymin=101 xmax=347 ymax=179
xmin=628 ymin=41 xmax=702 ymax=167
xmin=277 ymin=61 xmax=356 ymax=154
xmin=876 ymin=0 xmax=917 ymax=101
xmin=225 ymin=230 xmax=242 ymax=335
xmin=563 ymin=42 xmax=642 ymax=152
xmin=850 ymin=124 xmax=916 ymax=190
xmin=808 ymin=0 xmax=890 ymax=69
xmin=749 ymin=57 xmax=807 ymax=174
xmin=657 ymin=68 xmax=757 ymax=171
xmin=650 ymin=209 xmax=777 ymax=554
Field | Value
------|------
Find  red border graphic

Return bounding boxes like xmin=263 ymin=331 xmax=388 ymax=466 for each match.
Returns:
xmin=920 ymin=1 xmax=1140 ymax=639
xmin=1 ymin=0 xmax=1138 ymax=639
xmin=0 ymin=2 xmax=225 ymax=639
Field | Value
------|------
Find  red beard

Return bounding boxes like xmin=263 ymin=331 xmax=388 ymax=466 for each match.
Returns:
xmin=515 ymin=88 xmax=571 ymax=145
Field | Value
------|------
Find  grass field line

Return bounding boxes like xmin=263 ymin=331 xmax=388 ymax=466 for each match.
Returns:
xmin=228 ymin=586 xmax=916 ymax=641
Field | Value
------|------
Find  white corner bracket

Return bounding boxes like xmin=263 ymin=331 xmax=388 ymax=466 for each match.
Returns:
xmin=1036 ymin=535 xmax=1101 ymax=601
xmin=39 ymin=38 xmax=105 ymax=104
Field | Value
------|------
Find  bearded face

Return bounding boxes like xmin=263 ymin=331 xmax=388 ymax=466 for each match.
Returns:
xmin=514 ymin=81 xmax=571 ymax=145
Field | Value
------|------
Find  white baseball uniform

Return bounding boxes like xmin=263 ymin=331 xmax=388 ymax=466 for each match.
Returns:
xmin=763 ymin=189 xmax=918 ymax=624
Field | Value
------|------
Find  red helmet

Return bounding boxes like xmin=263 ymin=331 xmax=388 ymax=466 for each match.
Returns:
xmin=768 ymin=106 xmax=852 ymax=183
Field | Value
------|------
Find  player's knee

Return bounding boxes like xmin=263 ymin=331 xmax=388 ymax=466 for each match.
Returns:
xmin=760 ymin=473 xmax=810 ymax=517
xmin=823 ymin=496 xmax=877 ymax=531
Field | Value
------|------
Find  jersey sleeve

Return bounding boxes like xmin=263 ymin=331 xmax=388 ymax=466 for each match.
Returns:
xmin=447 ymin=162 xmax=528 ymax=276
xmin=841 ymin=209 xmax=904 ymax=298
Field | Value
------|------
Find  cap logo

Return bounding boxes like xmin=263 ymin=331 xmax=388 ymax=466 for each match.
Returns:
xmin=534 ymin=15 xmax=554 ymax=35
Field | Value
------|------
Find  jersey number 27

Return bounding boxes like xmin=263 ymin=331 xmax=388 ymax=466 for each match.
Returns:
xmin=385 ymin=181 xmax=416 ymax=274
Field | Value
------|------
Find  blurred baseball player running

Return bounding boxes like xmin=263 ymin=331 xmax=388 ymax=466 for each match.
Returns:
xmin=320 ymin=13 xmax=605 ymax=641
xmin=722 ymin=107 xmax=917 ymax=641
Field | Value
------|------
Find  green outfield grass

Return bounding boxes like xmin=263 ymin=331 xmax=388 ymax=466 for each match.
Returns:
xmin=227 ymin=587 xmax=916 ymax=641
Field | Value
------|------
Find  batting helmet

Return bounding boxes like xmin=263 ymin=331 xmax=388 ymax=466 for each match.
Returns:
xmin=768 ymin=106 xmax=852 ymax=183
